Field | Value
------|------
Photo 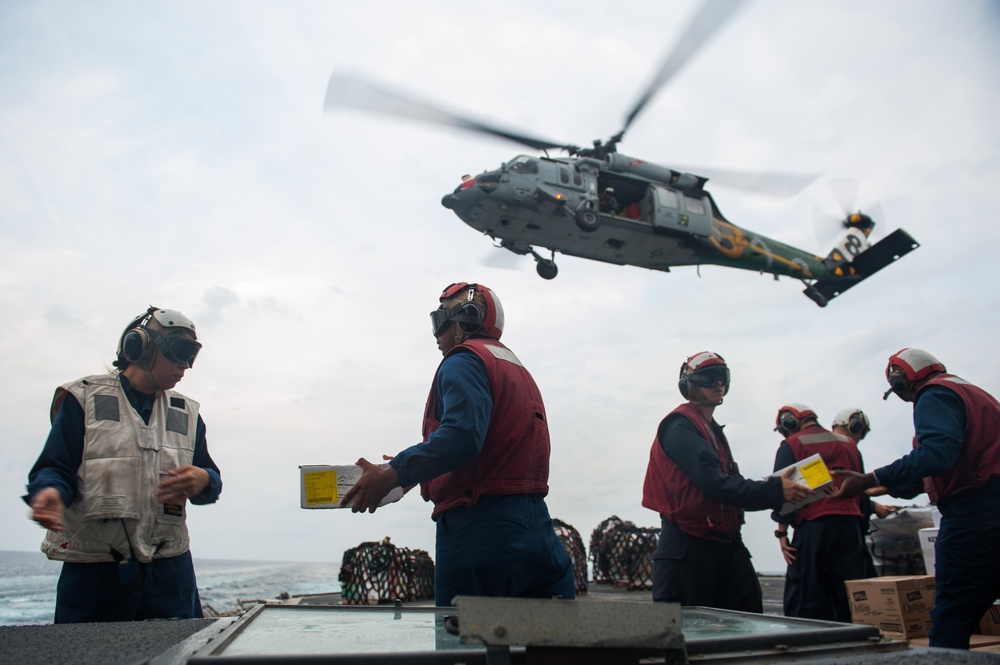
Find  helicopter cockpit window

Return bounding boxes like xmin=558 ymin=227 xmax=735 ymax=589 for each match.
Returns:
xmin=559 ymin=164 xmax=570 ymax=184
xmin=684 ymin=196 xmax=706 ymax=216
xmin=508 ymin=156 xmax=539 ymax=174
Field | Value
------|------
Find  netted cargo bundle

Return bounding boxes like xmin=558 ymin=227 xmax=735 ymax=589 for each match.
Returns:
xmin=552 ymin=518 xmax=588 ymax=594
xmin=589 ymin=515 xmax=659 ymax=590
xmin=868 ymin=506 xmax=934 ymax=576
xmin=338 ymin=537 xmax=434 ymax=605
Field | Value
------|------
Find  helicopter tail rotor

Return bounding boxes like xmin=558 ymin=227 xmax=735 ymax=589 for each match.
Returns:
xmin=813 ymin=177 xmax=885 ymax=248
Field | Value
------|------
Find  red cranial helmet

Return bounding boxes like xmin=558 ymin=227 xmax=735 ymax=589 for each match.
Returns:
xmin=884 ymin=348 xmax=945 ymax=401
xmin=430 ymin=282 xmax=505 ymax=341
xmin=775 ymin=403 xmax=817 ymax=437
xmin=886 ymin=348 xmax=945 ymax=383
xmin=678 ymin=351 xmax=730 ymax=399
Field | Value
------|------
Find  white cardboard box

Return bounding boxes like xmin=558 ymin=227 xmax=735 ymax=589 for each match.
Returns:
xmin=300 ymin=464 xmax=404 ymax=509
xmin=768 ymin=453 xmax=835 ymax=515
xmin=918 ymin=527 xmax=938 ymax=575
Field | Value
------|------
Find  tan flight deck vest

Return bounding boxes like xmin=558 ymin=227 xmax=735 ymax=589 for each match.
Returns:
xmin=41 ymin=374 xmax=199 ymax=563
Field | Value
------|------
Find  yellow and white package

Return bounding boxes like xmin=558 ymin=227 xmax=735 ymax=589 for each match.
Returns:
xmin=300 ymin=464 xmax=405 ymax=509
xmin=767 ymin=453 xmax=835 ymax=515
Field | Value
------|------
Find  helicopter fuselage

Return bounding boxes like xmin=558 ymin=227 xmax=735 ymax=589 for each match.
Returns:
xmin=442 ymin=153 xmax=829 ymax=281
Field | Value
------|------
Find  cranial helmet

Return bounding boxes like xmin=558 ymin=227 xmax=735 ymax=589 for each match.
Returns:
xmin=116 ymin=306 xmax=201 ymax=369
xmin=775 ymin=403 xmax=817 ymax=437
xmin=884 ymin=348 xmax=945 ymax=401
xmin=678 ymin=351 xmax=730 ymax=399
xmin=429 ymin=282 xmax=504 ymax=341
xmin=832 ymin=407 xmax=871 ymax=439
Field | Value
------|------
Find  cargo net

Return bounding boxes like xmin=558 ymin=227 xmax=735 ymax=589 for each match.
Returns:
xmin=867 ymin=506 xmax=934 ymax=576
xmin=552 ymin=518 xmax=588 ymax=594
xmin=589 ymin=515 xmax=659 ymax=590
xmin=338 ymin=537 xmax=434 ymax=605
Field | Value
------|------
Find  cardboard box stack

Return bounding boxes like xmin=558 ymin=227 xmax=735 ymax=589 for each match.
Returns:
xmin=845 ymin=575 xmax=935 ymax=640
xmin=979 ymin=601 xmax=1000 ymax=637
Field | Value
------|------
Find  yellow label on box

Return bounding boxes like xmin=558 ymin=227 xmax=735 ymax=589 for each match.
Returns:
xmin=303 ymin=469 xmax=338 ymax=506
xmin=799 ymin=458 xmax=832 ymax=488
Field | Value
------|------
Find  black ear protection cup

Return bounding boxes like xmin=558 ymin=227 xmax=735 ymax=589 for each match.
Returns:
xmin=121 ymin=328 xmax=150 ymax=363
xmin=456 ymin=302 xmax=483 ymax=333
xmin=118 ymin=307 xmax=157 ymax=365
xmin=848 ymin=415 xmax=865 ymax=434
xmin=677 ymin=362 xmax=690 ymax=399
xmin=779 ymin=413 xmax=801 ymax=435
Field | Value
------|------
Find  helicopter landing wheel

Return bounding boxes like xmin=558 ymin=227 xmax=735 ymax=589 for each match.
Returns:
xmin=575 ymin=208 xmax=600 ymax=232
xmin=536 ymin=259 xmax=558 ymax=280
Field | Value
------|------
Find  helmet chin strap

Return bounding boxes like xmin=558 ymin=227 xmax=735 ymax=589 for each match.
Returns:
xmin=140 ymin=355 xmax=170 ymax=392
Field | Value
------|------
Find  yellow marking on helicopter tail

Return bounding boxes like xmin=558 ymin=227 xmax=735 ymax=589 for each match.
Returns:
xmin=708 ymin=220 xmax=812 ymax=275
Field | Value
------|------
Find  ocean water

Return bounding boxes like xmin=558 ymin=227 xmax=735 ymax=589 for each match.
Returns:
xmin=0 ymin=550 xmax=342 ymax=626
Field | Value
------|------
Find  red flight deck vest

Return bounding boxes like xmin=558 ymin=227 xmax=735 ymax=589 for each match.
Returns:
xmin=420 ymin=338 xmax=550 ymax=519
xmin=642 ymin=403 xmax=744 ymax=543
xmin=782 ymin=424 xmax=863 ymax=522
xmin=915 ymin=374 xmax=1000 ymax=503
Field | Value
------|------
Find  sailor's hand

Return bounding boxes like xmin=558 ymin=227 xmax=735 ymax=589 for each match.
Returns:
xmin=779 ymin=536 xmax=797 ymax=566
xmin=30 ymin=488 xmax=65 ymax=531
xmin=341 ymin=457 xmax=400 ymax=513
xmin=873 ymin=502 xmax=900 ymax=519
xmin=831 ymin=470 xmax=878 ymax=499
xmin=157 ymin=465 xmax=209 ymax=504
xmin=779 ymin=467 xmax=810 ymax=504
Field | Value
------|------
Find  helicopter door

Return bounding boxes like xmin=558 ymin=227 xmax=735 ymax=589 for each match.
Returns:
xmin=650 ymin=185 xmax=712 ymax=237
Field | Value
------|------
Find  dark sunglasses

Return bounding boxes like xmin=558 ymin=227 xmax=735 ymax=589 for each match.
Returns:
xmin=687 ymin=365 xmax=730 ymax=387
xmin=153 ymin=333 xmax=202 ymax=367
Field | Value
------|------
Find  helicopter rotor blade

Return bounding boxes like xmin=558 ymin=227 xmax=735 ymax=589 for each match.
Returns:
xmin=619 ymin=0 xmax=748 ymax=141
xmin=324 ymin=72 xmax=569 ymax=152
xmin=682 ymin=165 xmax=820 ymax=199
xmin=828 ymin=177 xmax=859 ymax=215
xmin=813 ymin=205 xmax=846 ymax=248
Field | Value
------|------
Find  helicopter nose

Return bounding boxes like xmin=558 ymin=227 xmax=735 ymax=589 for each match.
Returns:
xmin=442 ymin=193 xmax=459 ymax=210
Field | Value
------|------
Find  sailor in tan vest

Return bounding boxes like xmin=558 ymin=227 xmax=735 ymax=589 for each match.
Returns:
xmin=24 ymin=306 xmax=222 ymax=623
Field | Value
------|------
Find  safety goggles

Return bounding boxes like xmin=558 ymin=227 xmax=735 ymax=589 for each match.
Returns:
xmin=431 ymin=282 xmax=480 ymax=337
xmin=430 ymin=306 xmax=456 ymax=338
xmin=153 ymin=333 xmax=202 ymax=367
xmin=686 ymin=365 xmax=730 ymax=388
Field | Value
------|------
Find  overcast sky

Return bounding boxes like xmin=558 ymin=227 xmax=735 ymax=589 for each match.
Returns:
xmin=2 ymin=0 xmax=999 ymax=581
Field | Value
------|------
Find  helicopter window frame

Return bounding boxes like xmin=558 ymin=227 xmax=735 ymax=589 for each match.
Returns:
xmin=655 ymin=186 xmax=680 ymax=210
xmin=558 ymin=164 xmax=570 ymax=185
xmin=508 ymin=156 xmax=539 ymax=175
xmin=683 ymin=195 xmax=706 ymax=216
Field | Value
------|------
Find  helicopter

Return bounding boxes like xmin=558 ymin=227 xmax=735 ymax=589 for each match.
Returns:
xmin=323 ymin=0 xmax=919 ymax=307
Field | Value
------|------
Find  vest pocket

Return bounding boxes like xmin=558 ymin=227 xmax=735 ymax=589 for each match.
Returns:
xmin=80 ymin=456 xmax=141 ymax=520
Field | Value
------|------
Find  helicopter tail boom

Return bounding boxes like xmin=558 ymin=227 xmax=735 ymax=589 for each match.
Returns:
xmin=804 ymin=228 xmax=920 ymax=306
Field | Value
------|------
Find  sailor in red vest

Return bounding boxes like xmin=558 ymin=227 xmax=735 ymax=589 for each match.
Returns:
xmin=834 ymin=348 xmax=1000 ymax=650
xmin=341 ymin=282 xmax=575 ymax=606
xmin=642 ymin=352 xmax=809 ymax=612
xmin=771 ymin=404 xmax=868 ymax=622
xmin=830 ymin=408 xmax=899 ymax=578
